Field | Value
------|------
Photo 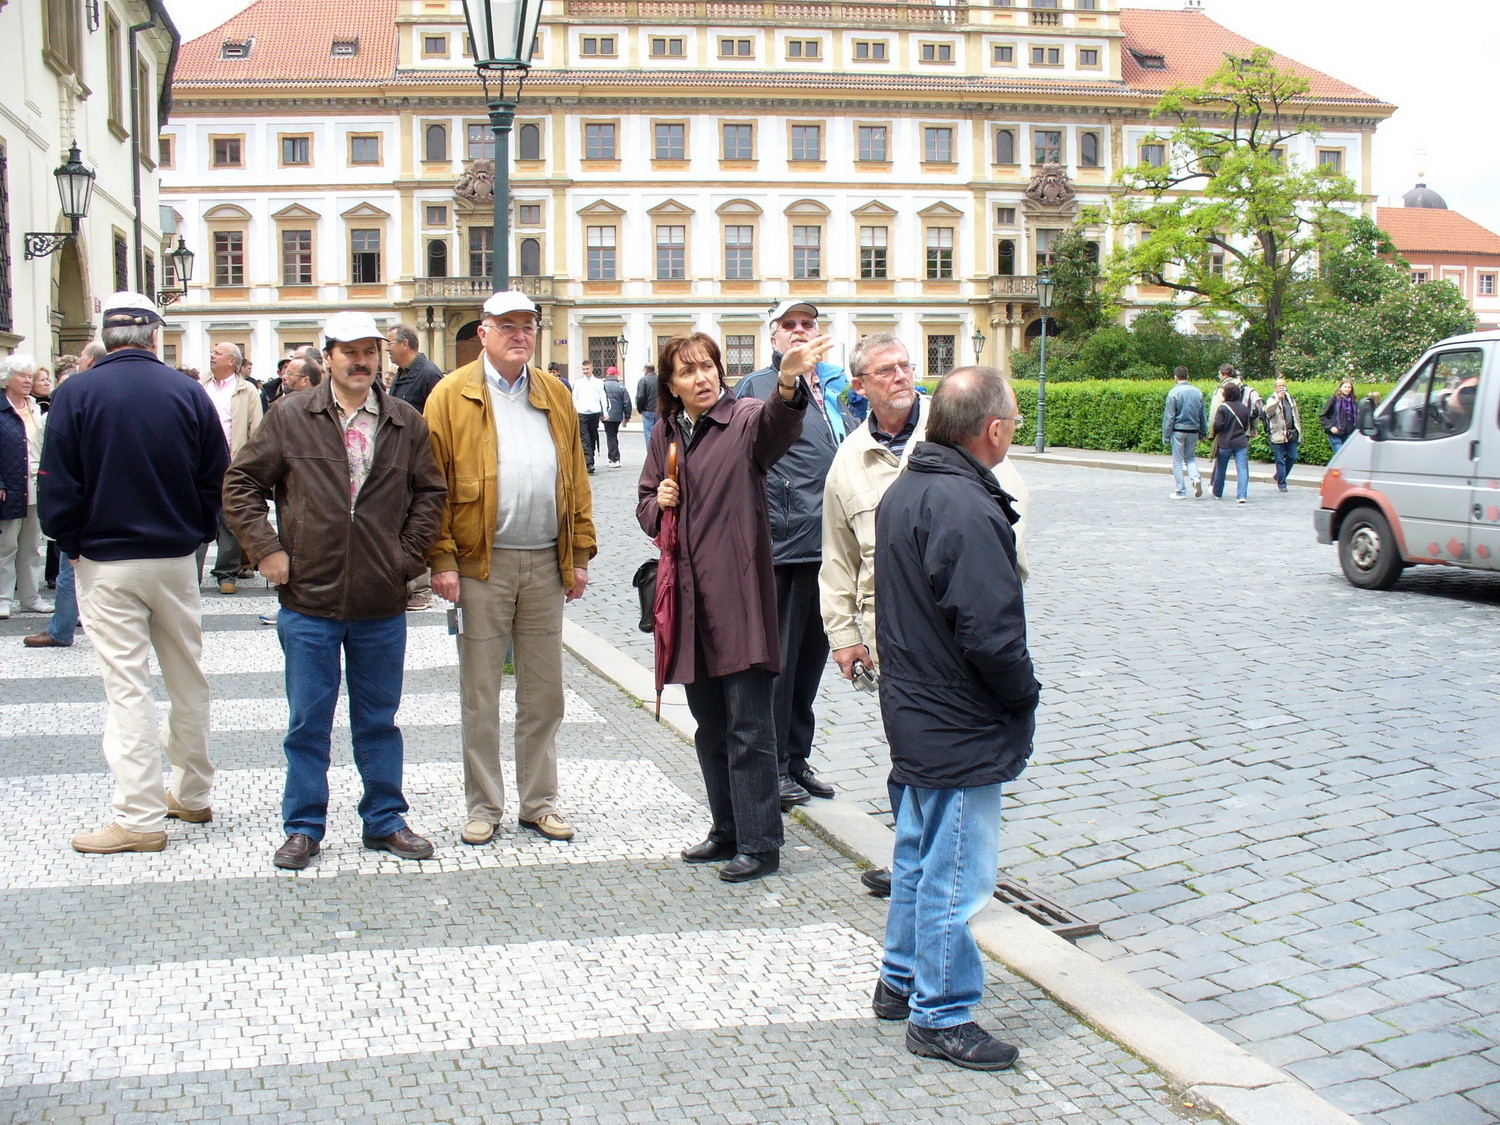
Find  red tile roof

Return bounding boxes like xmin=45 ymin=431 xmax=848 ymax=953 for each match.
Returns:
xmin=1118 ymin=9 xmax=1384 ymax=105
xmin=176 ymin=0 xmax=399 ymax=85
xmin=1376 ymin=207 xmax=1500 ymax=258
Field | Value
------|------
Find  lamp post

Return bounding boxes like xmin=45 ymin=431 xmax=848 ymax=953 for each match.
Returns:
xmin=459 ymin=0 xmax=545 ymax=291
xmin=1035 ymin=269 xmax=1054 ymax=454
xmin=25 ymin=142 xmax=96 ymax=260
xmin=616 ymin=331 xmax=628 ymax=370
xmin=971 ymin=329 xmax=986 ymax=364
xmin=157 ymin=236 xmax=196 ymax=307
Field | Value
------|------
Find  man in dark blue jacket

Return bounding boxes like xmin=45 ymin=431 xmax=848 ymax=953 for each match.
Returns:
xmin=40 ymin=292 xmax=229 ymax=854
xmin=871 ymin=366 xmax=1039 ymax=1072
xmin=736 ymin=299 xmax=852 ymax=806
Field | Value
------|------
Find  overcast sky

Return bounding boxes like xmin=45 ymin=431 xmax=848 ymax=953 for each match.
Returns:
xmin=162 ymin=0 xmax=1500 ymax=231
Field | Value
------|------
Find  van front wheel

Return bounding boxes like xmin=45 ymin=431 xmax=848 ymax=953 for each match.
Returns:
xmin=1338 ymin=507 xmax=1404 ymax=590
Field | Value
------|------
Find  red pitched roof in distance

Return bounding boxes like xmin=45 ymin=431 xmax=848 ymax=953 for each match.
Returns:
xmin=175 ymin=0 xmax=399 ymax=85
xmin=1376 ymin=207 xmax=1500 ymax=258
xmin=1118 ymin=8 xmax=1383 ymax=105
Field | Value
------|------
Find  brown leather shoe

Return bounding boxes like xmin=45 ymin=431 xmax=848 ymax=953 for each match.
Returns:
xmin=362 ymin=827 xmax=435 ymax=860
xmin=166 ymin=790 xmax=212 ymax=824
xmin=273 ymin=833 xmax=320 ymax=870
xmin=23 ymin=632 xmax=70 ymax=648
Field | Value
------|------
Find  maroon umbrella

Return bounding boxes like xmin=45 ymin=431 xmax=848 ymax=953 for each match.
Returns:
xmin=652 ymin=442 xmax=680 ymax=720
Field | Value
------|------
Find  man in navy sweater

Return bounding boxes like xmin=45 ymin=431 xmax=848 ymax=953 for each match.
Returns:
xmin=39 ymin=292 xmax=229 ymax=854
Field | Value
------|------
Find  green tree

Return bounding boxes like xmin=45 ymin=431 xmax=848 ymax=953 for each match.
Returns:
xmin=1048 ymin=226 xmax=1109 ymax=340
xmin=1100 ymin=48 xmax=1359 ymax=377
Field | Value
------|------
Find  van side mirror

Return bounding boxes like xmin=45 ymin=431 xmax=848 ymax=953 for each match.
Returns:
xmin=1359 ymin=412 xmax=1386 ymax=441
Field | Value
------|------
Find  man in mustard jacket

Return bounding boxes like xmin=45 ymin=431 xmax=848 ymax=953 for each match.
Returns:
xmin=424 ymin=291 xmax=596 ymax=845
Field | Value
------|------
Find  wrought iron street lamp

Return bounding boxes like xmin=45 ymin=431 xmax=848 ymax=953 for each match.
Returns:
xmin=460 ymin=0 xmax=544 ymax=292
xmin=1035 ymin=269 xmax=1054 ymax=454
xmin=971 ymin=329 xmax=986 ymax=363
xmin=157 ymin=236 xmax=196 ymax=307
xmin=617 ymin=332 xmax=628 ymax=367
xmin=25 ymin=143 xmax=96 ymax=260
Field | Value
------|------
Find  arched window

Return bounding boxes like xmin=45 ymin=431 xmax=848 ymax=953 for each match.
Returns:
xmin=995 ymin=128 xmax=1016 ymax=165
xmin=519 ymin=237 xmax=542 ymax=276
xmin=424 ymin=123 xmax=448 ymax=162
xmin=426 ymin=239 xmax=448 ymax=278
xmin=997 ymin=239 xmax=1015 ymax=276
xmin=517 ymin=123 xmax=541 ymax=160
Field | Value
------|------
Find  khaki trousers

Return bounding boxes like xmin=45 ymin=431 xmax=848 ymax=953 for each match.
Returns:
xmin=457 ymin=547 xmax=565 ymax=823
xmin=74 ymin=554 xmax=214 ymax=832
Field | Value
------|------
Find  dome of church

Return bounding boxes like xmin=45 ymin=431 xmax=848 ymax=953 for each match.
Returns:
xmin=1402 ymin=182 xmax=1448 ymax=209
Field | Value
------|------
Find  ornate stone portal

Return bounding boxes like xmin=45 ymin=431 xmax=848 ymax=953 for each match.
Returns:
xmin=1025 ymin=163 xmax=1076 ymax=207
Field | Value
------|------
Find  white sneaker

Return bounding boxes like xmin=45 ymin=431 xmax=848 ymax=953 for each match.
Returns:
xmin=1237 ymin=498 xmax=1248 ymax=505
xmin=1169 ymin=492 xmax=1187 ymax=500
xmin=21 ymin=601 xmax=52 ymax=614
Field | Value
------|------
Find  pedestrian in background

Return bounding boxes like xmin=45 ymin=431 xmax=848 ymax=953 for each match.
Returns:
xmin=572 ymin=358 xmax=606 ymax=474
xmin=602 ymin=366 xmax=632 ymax=467
xmin=638 ymin=331 xmax=809 ymax=882
xmin=0 ymin=354 xmax=49 ymax=618
xmin=1263 ymin=378 xmax=1303 ymax=492
xmin=871 ymin=366 xmax=1037 ymax=1072
xmin=1211 ymin=382 xmax=1253 ymax=504
xmin=386 ymin=324 xmax=444 ymax=414
xmin=223 ymin=311 xmax=447 ymax=871
xmin=1209 ymin=362 xmax=1262 ymax=433
xmin=199 ymin=342 xmax=263 ymax=594
xmin=41 ymin=292 xmax=226 ymax=854
xmin=636 ymin=363 xmax=659 ymax=447
xmin=1161 ymin=365 xmax=1206 ymax=500
xmin=1321 ymin=378 xmax=1358 ymax=454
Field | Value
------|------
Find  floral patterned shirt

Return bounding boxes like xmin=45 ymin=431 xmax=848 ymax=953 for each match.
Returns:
xmin=338 ymin=396 xmax=380 ymax=507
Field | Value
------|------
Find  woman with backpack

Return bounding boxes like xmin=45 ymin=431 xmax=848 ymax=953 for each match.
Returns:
xmin=1210 ymin=381 xmax=1253 ymax=503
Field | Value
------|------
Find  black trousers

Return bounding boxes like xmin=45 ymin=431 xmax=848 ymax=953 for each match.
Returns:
xmin=578 ymin=412 xmax=601 ymax=469
xmin=683 ymin=648 xmax=783 ymax=855
xmin=602 ymin=420 xmax=622 ymax=464
xmin=196 ymin=510 xmax=243 ymax=583
xmin=772 ymin=561 xmax=830 ymax=776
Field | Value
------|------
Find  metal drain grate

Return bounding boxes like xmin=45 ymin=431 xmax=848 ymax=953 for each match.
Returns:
xmin=994 ymin=878 xmax=1100 ymax=940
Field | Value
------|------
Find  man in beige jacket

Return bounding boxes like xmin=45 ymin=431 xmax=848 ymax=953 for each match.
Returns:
xmin=200 ymin=342 xmax=263 ymax=594
xmin=820 ymin=333 xmax=1029 ymax=895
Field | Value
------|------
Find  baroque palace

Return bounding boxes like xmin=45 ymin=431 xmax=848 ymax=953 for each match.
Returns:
xmin=159 ymin=0 xmax=1391 ymax=385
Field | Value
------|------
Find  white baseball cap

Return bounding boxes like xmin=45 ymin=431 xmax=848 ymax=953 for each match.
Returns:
xmin=102 ymin=290 xmax=163 ymax=327
xmin=768 ymin=299 xmax=819 ymax=324
xmin=322 ymin=311 xmax=384 ymax=346
xmin=482 ymin=291 xmax=540 ymax=318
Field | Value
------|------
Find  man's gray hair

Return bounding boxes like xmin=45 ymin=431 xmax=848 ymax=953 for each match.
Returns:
xmin=926 ymin=366 xmax=1016 ymax=448
xmin=101 ymin=323 xmax=158 ymax=351
xmin=290 ymin=356 xmax=323 ymax=386
xmin=389 ymin=324 xmax=420 ymax=351
xmin=0 ymin=353 xmax=38 ymax=388
xmin=79 ymin=340 xmax=108 ymax=368
xmin=215 ymin=341 xmax=244 ymax=368
xmin=848 ymin=332 xmax=906 ymax=378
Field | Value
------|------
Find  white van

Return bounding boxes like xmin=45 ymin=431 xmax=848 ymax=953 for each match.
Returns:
xmin=1315 ymin=330 xmax=1496 ymax=589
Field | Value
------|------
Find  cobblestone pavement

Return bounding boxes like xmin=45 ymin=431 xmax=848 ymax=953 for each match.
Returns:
xmin=0 ymin=570 xmax=1203 ymax=1123
xmin=570 ymin=436 xmax=1500 ymax=1125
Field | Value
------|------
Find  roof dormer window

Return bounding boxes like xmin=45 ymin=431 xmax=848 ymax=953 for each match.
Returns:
xmin=221 ymin=40 xmax=252 ymax=60
xmin=332 ymin=38 xmax=359 ymax=57
xmin=1129 ymin=49 xmax=1166 ymax=70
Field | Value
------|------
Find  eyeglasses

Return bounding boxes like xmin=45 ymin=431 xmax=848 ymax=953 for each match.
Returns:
xmin=863 ymin=361 xmax=915 ymax=379
xmin=487 ymin=322 xmax=538 ymax=337
xmin=777 ymin=319 xmax=818 ymax=331
xmin=1001 ymin=412 xmax=1024 ymax=428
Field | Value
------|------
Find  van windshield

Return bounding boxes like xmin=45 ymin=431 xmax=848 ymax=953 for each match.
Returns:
xmin=1386 ymin=349 xmax=1484 ymax=440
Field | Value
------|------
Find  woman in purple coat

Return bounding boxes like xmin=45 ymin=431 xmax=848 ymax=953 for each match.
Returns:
xmin=637 ymin=332 xmax=813 ymax=882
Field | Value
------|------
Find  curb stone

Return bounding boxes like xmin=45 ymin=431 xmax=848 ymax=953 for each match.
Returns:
xmin=561 ymin=616 xmax=1360 ymax=1125
xmin=1008 ymin=447 xmax=1325 ymax=490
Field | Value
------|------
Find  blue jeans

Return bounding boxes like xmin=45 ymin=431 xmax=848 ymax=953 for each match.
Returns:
xmin=1212 ymin=447 xmax=1250 ymax=501
xmin=46 ymin=554 xmax=79 ymax=644
xmin=641 ymin=411 xmax=658 ymax=448
xmin=882 ymin=782 xmax=1004 ymax=1029
xmin=1169 ymin=432 xmax=1202 ymax=495
xmin=278 ymin=608 xmax=409 ymax=841
xmin=1271 ymin=440 xmax=1299 ymax=488
xmin=1328 ymin=433 xmax=1346 ymax=454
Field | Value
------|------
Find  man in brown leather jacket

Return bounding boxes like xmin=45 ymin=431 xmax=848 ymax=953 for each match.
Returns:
xmin=223 ymin=311 xmax=448 ymax=870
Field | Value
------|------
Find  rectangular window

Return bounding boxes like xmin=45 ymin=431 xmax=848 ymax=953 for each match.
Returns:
xmin=786 ymin=39 xmax=821 ymax=59
xmin=585 ymin=122 xmax=617 ymax=160
xmin=144 ymin=252 xmax=155 ymax=302
xmin=1078 ymin=48 xmax=1100 ymax=67
xmin=1031 ymin=46 xmax=1062 ymax=66
xmin=468 ymin=226 xmax=492 ymax=278
xmin=649 ymin=36 xmax=685 ymax=58
xmin=213 ymin=231 xmax=244 ymax=286
xmin=587 ymin=225 xmax=617 ymax=280
xmin=1080 ymin=131 xmax=1101 ymax=168
xmin=580 ymin=35 xmax=616 ymax=56
xmin=924 ymin=127 xmax=954 ymax=163
xmin=654 ymin=122 xmax=686 ymax=160
xmin=1411 ymin=270 xmax=1429 ymax=284
xmin=106 ymin=13 xmax=124 ymax=130
xmin=331 ymin=39 xmax=358 ymax=57
xmin=853 ymin=40 xmax=888 ymax=61
xmin=920 ymin=42 xmax=954 ymax=63
xmin=1317 ymin=149 xmax=1344 ymax=174
xmin=925 ymin=334 xmax=956 ymax=381
xmin=158 ymin=136 xmax=174 ymax=168
xmin=1480 ymin=273 xmax=1497 ymax=297
xmin=0 ymin=150 xmax=11 ymax=332
xmin=722 ymin=123 xmax=754 ymax=160
xmin=350 ymin=228 xmax=381 ymax=284
xmin=1386 ymin=349 xmax=1484 ymax=441
xmin=656 ymin=225 xmax=686 ymax=279
xmin=466 ymin=123 xmax=494 ymax=161
xmin=422 ymin=35 xmax=447 ymax=56
xmin=281 ymin=135 xmax=310 ymax=165
xmin=135 ymin=59 xmax=153 ymax=147
xmin=518 ymin=204 xmax=542 ymax=225
xmin=719 ymin=37 xmax=753 ymax=57
xmin=860 ymin=226 xmax=888 ymax=279
xmin=1078 ymin=0 xmax=1098 ymax=8
xmin=725 ymin=335 xmax=756 ymax=378
xmin=1140 ymin=142 xmax=1166 ymax=167
xmin=349 ymin=135 xmax=380 ymax=165
xmin=211 ymin=137 xmax=243 ymax=167
xmin=724 ymin=225 xmax=754 ymax=279
xmin=792 ymin=225 xmax=821 ymax=279
xmin=424 ymin=204 xmax=448 ymax=226
xmin=926 ymin=227 xmax=954 ymax=280
xmin=858 ymin=125 xmax=888 ymax=162
xmin=992 ymin=44 xmax=1015 ymax=65
xmin=281 ymin=229 xmax=313 ymax=285
xmin=113 ymin=233 xmax=129 ymax=292
xmin=1034 ymin=129 xmax=1062 ymax=165
xmin=790 ymin=124 xmax=822 ymax=161
xmin=995 ymin=206 xmax=1016 ymax=225
xmin=1035 ymin=227 xmax=1059 ymax=272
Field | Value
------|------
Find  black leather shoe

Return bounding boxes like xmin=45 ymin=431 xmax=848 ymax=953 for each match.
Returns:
xmin=779 ymin=776 xmax=811 ymax=809
xmin=873 ymin=977 xmax=910 ymax=1020
xmin=719 ymin=850 xmax=779 ymax=882
xmin=790 ymin=767 xmax=834 ymax=799
xmin=681 ymin=837 xmax=737 ymax=863
xmin=273 ymin=833 xmax=320 ymax=870
xmin=861 ymin=866 xmax=893 ymax=897
xmin=906 ymin=1021 xmax=1020 ymax=1071
xmin=362 ymin=827 xmax=435 ymax=860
